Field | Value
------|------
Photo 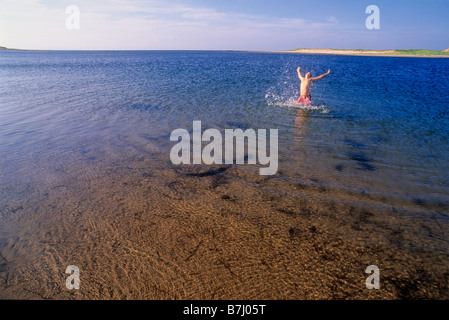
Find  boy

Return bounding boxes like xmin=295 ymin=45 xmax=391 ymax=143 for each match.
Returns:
xmin=297 ymin=66 xmax=330 ymax=105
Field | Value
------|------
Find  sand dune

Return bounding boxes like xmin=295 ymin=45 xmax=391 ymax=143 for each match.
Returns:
xmin=283 ymin=48 xmax=449 ymax=57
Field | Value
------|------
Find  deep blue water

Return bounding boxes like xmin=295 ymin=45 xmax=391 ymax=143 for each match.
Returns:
xmin=1 ymin=50 xmax=448 ymax=217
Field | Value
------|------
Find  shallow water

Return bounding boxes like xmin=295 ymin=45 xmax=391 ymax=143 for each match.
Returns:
xmin=0 ymin=51 xmax=448 ymax=298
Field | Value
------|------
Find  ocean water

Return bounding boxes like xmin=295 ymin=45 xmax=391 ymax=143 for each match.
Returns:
xmin=1 ymin=50 xmax=448 ymax=253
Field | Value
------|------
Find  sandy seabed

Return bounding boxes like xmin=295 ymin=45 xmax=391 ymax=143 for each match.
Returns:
xmin=0 ymin=145 xmax=448 ymax=300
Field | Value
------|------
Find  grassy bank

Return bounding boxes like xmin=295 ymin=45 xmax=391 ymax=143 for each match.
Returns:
xmin=395 ymin=49 xmax=449 ymax=56
xmin=287 ymin=48 xmax=449 ymax=57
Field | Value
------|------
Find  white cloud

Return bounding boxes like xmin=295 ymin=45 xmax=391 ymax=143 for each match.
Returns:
xmin=325 ymin=16 xmax=339 ymax=23
xmin=0 ymin=0 xmax=348 ymax=50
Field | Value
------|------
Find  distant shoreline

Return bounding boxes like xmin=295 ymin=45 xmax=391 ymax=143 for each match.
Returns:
xmin=2 ymin=45 xmax=449 ymax=57
xmin=278 ymin=48 xmax=449 ymax=58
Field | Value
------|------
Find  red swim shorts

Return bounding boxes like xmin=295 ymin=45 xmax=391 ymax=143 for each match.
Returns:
xmin=297 ymin=95 xmax=311 ymax=106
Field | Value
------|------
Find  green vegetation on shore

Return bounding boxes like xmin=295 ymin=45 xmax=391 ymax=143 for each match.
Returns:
xmin=288 ymin=48 xmax=449 ymax=57
xmin=395 ymin=49 xmax=449 ymax=56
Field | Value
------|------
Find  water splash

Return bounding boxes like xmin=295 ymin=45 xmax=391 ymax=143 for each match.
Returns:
xmin=265 ymin=90 xmax=330 ymax=113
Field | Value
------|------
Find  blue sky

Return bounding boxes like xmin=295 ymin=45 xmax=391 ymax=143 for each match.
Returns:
xmin=0 ymin=0 xmax=448 ymax=50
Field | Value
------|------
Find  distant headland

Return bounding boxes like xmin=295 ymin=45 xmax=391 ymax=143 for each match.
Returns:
xmin=0 ymin=45 xmax=26 ymax=51
xmin=283 ymin=48 xmax=449 ymax=58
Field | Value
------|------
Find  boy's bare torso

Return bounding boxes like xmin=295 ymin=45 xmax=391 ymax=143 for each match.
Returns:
xmin=300 ymin=78 xmax=313 ymax=98
xmin=297 ymin=66 xmax=330 ymax=99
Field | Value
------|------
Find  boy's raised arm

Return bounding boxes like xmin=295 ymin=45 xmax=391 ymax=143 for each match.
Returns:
xmin=297 ymin=66 xmax=304 ymax=81
xmin=311 ymin=69 xmax=330 ymax=82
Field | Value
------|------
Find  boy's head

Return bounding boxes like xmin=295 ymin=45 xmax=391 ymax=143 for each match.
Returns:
xmin=306 ymin=72 xmax=312 ymax=79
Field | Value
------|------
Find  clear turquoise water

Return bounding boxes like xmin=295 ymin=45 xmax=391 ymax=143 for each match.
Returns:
xmin=1 ymin=50 xmax=448 ymax=230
